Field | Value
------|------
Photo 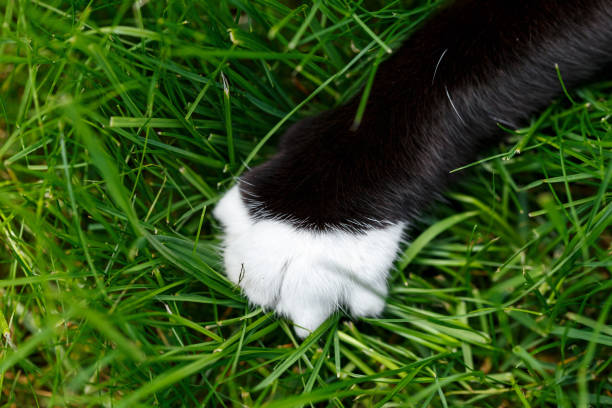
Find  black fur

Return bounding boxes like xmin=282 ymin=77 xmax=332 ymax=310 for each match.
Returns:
xmin=240 ymin=0 xmax=612 ymax=232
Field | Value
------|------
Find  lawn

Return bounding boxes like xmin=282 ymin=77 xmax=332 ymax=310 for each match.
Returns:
xmin=0 ymin=0 xmax=611 ymax=406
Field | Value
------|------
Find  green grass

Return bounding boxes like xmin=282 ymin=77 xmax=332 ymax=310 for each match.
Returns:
xmin=0 ymin=0 xmax=611 ymax=406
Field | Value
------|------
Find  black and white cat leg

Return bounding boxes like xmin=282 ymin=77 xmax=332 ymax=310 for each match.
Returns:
xmin=213 ymin=185 xmax=405 ymax=338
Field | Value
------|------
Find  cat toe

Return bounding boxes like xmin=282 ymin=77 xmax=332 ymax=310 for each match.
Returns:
xmin=214 ymin=184 xmax=406 ymax=337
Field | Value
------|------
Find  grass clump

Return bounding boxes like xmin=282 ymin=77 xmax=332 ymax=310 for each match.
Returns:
xmin=0 ymin=0 xmax=611 ymax=406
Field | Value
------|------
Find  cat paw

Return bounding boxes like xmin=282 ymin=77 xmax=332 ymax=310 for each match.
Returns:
xmin=213 ymin=185 xmax=405 ymax=338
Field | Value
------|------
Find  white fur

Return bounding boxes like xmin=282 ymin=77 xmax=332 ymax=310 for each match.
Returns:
xmin=213 ymin=186 xmax=405 ymax=338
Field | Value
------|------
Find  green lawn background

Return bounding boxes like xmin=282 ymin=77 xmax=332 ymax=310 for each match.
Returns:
xmin=0 ymin=1 xmax=611 ymax=406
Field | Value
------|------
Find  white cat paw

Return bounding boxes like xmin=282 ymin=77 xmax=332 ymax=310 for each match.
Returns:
xmin=213 ymin=186 xmax=405 ymax=338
